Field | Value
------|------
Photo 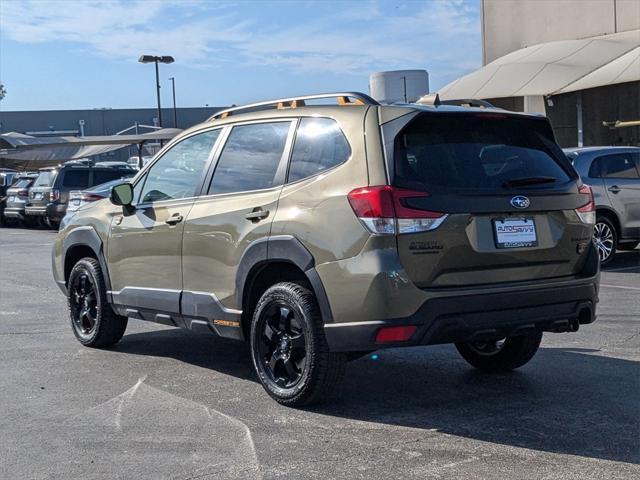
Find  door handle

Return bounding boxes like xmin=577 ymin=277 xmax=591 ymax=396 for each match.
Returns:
xmin=165 ymin=213 xmax=183 ymax=225
xmin=608 ymin=185 xmax=621 ymax=194
xmin=245 ymin=208 xmax=269 ymax=222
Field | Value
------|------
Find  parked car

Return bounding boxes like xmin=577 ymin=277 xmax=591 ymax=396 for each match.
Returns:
xmin=3 ymin=172 xmax=39 ymax=225
xmin=26 ymin=161 xmax=134 ymax=229
xmin=565 ymin=146 xmax=640 ymax=264
xmin=66 ymin=177 xmax=133 ymax=215
xmin=54 ymin=92 xmax=599 ymax=406
xmin=0 ymin=169 xmax=18 ymax=227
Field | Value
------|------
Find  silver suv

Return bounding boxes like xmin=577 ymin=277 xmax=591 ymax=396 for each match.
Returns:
xmin=565 ymin=147 xmax=640 ymax=264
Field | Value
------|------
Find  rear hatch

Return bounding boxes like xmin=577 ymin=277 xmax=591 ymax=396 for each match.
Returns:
xmin=29 ymin=169 xmax=58 ymax=206
xmin=387 ymin=111 xmax=594 ymax=288
xmin=6 ymin=178 xmax=34 ymax=206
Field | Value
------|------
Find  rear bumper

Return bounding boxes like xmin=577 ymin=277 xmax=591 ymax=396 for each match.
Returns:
xmin=325 ymin=275 xmax=599 ymax=352
xmin=25 ymin=203 xmax=66 ymax=220
xmin=3 ymin=206 xmax=26 ymax=219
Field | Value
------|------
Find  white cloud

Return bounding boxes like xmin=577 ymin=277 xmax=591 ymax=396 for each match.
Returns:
xmin=1 ymin=0 xmax=481 ymax=83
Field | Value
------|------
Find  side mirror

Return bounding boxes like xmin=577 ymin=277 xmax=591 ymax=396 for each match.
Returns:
xmin=110 ymin=183 xmax=134 ymax=206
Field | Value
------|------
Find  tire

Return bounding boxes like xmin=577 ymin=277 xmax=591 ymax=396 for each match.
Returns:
xmin=250 ymin=282 xmax=346 ymax=407
xmin=68 ymin=257 xmax=128 ymax=348
xmin=45 ymin=216 xmax=60 ymax=230
xmin=618 ymin=241 xmax=639 ymax=251
xmin=594 ymin=216 xmax=617 ymax=265
xmin=455 ymin=331 xmax=543 ymax=373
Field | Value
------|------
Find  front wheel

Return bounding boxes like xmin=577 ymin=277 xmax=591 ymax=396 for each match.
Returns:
xmin=250 ymin=282 xmax=346 ymax=407
xmin=68 ymin=257 xmax=128 ymax=347
xmin=455 ymin=331 xmax=543 ymax=373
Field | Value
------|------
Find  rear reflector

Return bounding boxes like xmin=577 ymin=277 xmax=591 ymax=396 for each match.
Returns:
xmin=375 ymin=325 xmax=417 ymax=344
xmin=576 ymin=184 xmax=595 ymax=224
xmin=347 ymin=185 xmax=447 ymax=234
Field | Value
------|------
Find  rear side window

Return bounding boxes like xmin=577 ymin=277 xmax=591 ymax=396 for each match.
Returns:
xmin=599 ymin=153 xmax=639 ymax=179
xmin=35 ymin=171 xmax=56 ymax=187
xmin=208 ymin=122 xmax=290 ymax=194
xmin=92 ymin=169 xmax=132 ymax=186
xmin=393 ymin=114 xmax=572 ymax=192
xmin=288 ymin=118 xmax=351 ymax=182
xmin=61 ymin=170 xmax=90 ymax=189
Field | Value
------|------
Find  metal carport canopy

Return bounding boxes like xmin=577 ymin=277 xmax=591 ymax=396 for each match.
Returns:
xmin=0 ymin=128 xmax=182 ymax=169
xmin=438 ymin=29 xmax=640 ymax=100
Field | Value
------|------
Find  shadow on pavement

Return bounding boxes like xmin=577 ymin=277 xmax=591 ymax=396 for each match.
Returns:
xmin=115 ymin=329 xmax=639 ymax=465
xmin=602 ymin=247 xmax=640 ymax=270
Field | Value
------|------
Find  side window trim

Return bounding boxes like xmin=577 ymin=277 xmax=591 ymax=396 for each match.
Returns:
xmin=201 ymin=119 xmax=297 ymax=197
xmin=133 ymin=126 xmax=224 ymax=207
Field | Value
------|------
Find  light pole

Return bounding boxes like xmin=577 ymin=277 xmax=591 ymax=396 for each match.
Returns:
xmin=168 ymin=77 xmax=177 ymax=128
xmin=138 ymin=55 xmax=174 ymax=127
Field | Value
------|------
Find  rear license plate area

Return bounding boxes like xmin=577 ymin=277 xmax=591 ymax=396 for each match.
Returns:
xmin=493 ymin=217 xmax=537 ymax=249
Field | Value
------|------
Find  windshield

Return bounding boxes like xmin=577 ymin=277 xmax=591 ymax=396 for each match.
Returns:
xmin=393 ymin=113 xmax=573 ymax=192
xmin=12 ymin=179 xmax=33 ymax=189
xmin=34 ymin=170 xmax=57 ymax=187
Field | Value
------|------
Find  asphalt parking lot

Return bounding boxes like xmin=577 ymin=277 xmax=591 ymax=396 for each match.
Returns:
xmin=1 ymin=227 xmax=638 ymax=479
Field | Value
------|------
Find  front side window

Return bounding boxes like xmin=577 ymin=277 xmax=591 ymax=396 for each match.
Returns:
xmin=208 ymin=122 xmax=290 ymax=195
xmin=288 ymin=118 xmax=351 ymax=183
xmin=138 ymin=129 xmax=220 ymax=203
xmin=61 ymin=170 xmax=90 ymax=189
xmin=600 ymin=154 xmax=639 ymax=179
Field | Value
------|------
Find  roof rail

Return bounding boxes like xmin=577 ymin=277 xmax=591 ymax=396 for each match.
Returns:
xmin=208 ymin=92 xmax=379 ymax=121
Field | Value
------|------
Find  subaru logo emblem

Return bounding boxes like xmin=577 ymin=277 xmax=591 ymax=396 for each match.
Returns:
xmin=510 ymin=196 xmax=530 ymax=209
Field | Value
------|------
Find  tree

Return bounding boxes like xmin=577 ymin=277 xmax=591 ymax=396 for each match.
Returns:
xmin=0 ymin=82 xmax=6 ymax=101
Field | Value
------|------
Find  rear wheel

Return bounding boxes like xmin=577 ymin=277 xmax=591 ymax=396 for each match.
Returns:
xmin=250 ymin=282 xmax=346 ymax=407
xmin=68 ymin=257 xmax=127 ymax=347
xmin=594 ymin=216 xmax=617 ymax=265
xmin=455 ymin=331 xmax=543 ymax=373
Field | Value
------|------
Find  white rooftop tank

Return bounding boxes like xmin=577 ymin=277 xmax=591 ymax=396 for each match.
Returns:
xmin=369 ymin=70 xmax=429 ymax=104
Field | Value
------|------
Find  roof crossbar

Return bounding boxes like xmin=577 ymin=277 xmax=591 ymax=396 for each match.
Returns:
xmin=208 ymin=92 xmax=379 ymax=121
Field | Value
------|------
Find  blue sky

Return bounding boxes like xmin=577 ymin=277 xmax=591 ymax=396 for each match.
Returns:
xmin=0 ymin=0 xmax=481 ymax=111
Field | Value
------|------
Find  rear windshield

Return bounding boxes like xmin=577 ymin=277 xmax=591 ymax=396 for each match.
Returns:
xmin=393 ymin=113 xmax=573 ymax=192
xmin=12 ymin=179 xmax=33 ymax=189
xmin=34 ymin=170 xmax=57 ymax=187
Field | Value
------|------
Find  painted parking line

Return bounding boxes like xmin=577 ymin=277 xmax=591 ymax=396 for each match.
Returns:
xmin=600 ymin=284 xmax=640 ymax=291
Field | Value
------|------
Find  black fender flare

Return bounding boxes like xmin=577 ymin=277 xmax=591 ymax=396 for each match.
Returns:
xmin=236 ymin=235 xmax=334 ymax=323
xmin=62 ymin=226 xmax=112 ymax=293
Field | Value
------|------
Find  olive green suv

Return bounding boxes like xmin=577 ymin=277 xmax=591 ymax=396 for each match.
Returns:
xmin=53 ymin=92 xmax=600 ymax=406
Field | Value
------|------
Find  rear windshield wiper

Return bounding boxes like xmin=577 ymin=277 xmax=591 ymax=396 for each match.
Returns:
xmin=502 ymin=176 xmax=557 ymax=188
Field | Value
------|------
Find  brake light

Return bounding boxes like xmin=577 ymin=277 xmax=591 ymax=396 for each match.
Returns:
xmin=576 ymin=184 xmax=595 ymax=224
xmin=347 ymin=185 xmax=447 ymax=234
xmin=81 ymin=192 xmax=106 ymax=202
xmin=16 ymin=189 xmax=28 ymax=196
xmin=375 ymin=325 xmax=417 ymax=343
xmin=50 ymin=189 xmax=60 ymax=202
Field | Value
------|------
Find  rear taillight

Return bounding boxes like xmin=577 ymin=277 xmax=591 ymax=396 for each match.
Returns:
xmin=576 ymin=184 xmax=595 ymax=224
xmin=50 ymin=189 xmax=60 ymax=202
xmin=81 ymin=193 xmax=106 ymax=202
xmin=16 ymin=189 xmax=28 ymax=196
xmin=347 ymin=185 xmax=447 ymax=234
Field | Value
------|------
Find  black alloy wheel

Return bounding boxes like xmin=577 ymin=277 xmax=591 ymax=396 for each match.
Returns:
xmin=256 ymin=302 xmax=308 ymax=389
xmin=70 ymin=272 xmax=98 ymax=337
xmin=67 ymin=257 xmax=128 ymax=347
xmin=250 ymin=282 xmax=346 ymax=407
